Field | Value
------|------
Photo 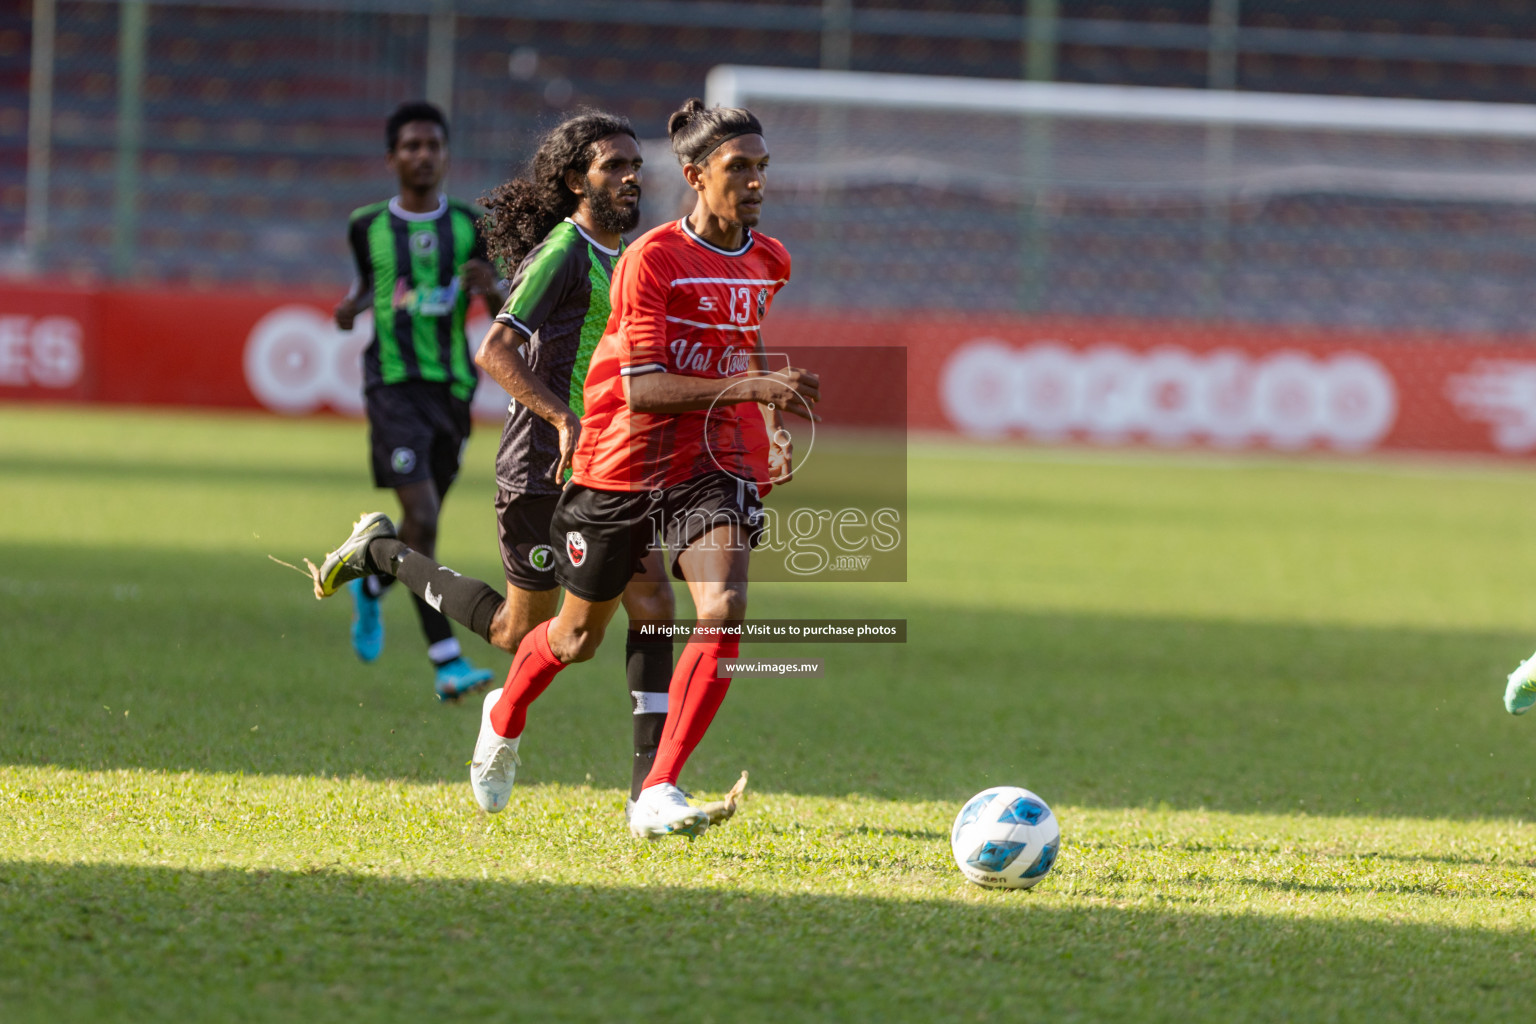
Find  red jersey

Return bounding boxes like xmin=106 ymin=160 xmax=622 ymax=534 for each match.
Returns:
xmin=570 ymin=219 xmax=792 ymax=492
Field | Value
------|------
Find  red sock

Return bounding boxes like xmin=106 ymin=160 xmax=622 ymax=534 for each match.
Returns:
xmin=489 ymin=621 xmax=565 ymax=738
xmin=643 ymin=633 xmax=738 ymax=789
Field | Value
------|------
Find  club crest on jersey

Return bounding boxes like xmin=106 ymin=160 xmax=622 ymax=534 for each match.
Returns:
xmin=565 ymin=531 xmax=588 ymax=567
xmin=410 ymin=230 xmax=437 ymax=254
xmin=529 ymin=544 xmax=554 ymax=572
xmin=757 ymin=289 xmax=767 ymax=319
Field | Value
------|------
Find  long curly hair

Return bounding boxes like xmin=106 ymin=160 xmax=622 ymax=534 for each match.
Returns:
xmin=481 ymin=110 xmax=636 ymax=271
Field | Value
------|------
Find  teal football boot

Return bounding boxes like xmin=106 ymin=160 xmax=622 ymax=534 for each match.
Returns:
xmin=1505 ymin=649 xmax=1536 ymax=715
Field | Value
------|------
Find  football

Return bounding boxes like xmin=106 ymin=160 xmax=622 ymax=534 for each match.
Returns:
xmin=950 ymin=786 xmax=1060 ymax=890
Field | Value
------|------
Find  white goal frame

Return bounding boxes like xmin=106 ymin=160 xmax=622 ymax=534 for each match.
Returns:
xmin=702 ymin=64 xmax=1536 ymax=324
xmin=706 ymin=64 xmax=1536 ymax=140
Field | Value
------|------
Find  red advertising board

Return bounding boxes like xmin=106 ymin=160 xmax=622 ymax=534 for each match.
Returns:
xmin=0 ymin=284 xmax=511 ymax=423
xmin=771 ymin=313 xmax=1536 ymax=458
xmin=4 ymin=283 xmax=1536 ymax=458
xmin=0 ymin=283 xmax=99 ymax=403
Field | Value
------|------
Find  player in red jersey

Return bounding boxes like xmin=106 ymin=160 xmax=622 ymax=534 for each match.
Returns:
xmin=468 ymin=98 xmax=819 ymax=837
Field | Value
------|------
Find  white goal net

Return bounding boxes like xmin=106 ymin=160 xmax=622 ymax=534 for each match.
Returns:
xmin=707 ymin=65 xmax=1536 ymax=336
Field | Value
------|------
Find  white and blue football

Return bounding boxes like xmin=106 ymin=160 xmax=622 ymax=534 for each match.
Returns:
xmin=950 ymin=786 xmax=1060 ymax=890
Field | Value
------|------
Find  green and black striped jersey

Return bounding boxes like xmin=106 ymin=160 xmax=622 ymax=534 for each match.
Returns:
xmin=492 ymin=219 xmax=621 ymax=497
xmin=347 ymin=195 xmax=488 ymax=402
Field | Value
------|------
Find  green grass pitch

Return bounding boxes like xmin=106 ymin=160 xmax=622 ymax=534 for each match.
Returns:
xmin=4 ymin=404 xmax=1536 ymax=1022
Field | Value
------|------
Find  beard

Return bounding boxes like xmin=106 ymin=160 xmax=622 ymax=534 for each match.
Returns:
xmin=587 ymin=185 xmax=641 ymax=236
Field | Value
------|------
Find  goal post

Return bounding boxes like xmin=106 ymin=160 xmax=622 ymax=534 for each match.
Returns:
xmin=707 ymin=64 xmax=1536 ymax=138
xmin=703 ymin=65 xmax=1536 ymax=332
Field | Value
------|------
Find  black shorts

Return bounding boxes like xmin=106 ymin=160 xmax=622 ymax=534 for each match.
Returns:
xmin=551 ymin=471 xmax=765 ymax=603
xmin=495 ymin=489 xmax=560 ymax=592
xmin=366 ymin=381 xmax=472 ymax=494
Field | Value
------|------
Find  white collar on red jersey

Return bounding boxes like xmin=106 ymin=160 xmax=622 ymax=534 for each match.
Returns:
xmin=679 ymin=218 xmax=754 ymax=256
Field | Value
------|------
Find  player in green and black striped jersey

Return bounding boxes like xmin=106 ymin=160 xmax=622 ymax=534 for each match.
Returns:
xmin=344 ymin=192 xmax=485 ymax=400
xmin=473 ymin=113 xmax=697 ymax=806
xmin=488 ymin=219 xmax=617 ymax=493
xmin=332 ymin=101 xmax=505 ymax=702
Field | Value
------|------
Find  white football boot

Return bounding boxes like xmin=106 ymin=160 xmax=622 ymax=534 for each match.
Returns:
xmin=628 ymin=782 xmax=711 ymax=839
xmin=469 ymin=688 xmax=520 ymax=813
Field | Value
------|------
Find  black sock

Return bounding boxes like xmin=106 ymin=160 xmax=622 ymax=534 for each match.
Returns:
xmin=413 ymin=596 xmax=459 ymax=667
xmin=363 ymin=574 xmax=392 ymax=599
xmin=626 ymin=629 xmax=674 ymax=800
xmin=367 ymin=539 xmax=503 ymax=645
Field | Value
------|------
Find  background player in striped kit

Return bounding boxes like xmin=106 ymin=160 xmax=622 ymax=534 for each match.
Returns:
xmin=467 ymin=98 xmax=820 ymax=838
xmin=332 ymin=101 xmax=503 ymax=701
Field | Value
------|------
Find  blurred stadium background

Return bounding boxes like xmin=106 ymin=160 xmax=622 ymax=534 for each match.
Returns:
xmin=7 ymin=0 xmax=1536 ymax=455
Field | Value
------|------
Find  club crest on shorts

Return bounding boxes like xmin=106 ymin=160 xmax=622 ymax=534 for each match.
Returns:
xmin=390 ymin=446 xmax=417 ymax=474
xmin=565 ymin=531 xmax=587 ymax=567
xmin=529 ymin=544 xmax=553 ymax=572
